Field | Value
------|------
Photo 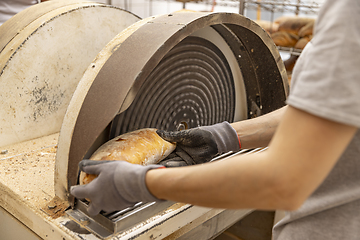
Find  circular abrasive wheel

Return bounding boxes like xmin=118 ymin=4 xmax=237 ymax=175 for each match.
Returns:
xmin=110 ymin=36 xmax=236 ymax=136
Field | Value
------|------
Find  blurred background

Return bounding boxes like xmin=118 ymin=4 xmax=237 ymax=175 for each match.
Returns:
xmin=91 ymin=0 xmax=326 ymax=84
xmin=89 ymin=0 xmax=326 ymax=21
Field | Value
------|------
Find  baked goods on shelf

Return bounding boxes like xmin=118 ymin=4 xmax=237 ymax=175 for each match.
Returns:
xmin=277 ymin=16 xmax=315 ymax=35
xmin=261 ymin=16 xmax=316 ymax=50
xmin=271 ymin=31 xmax=299 ymax=48
xmin=298 ymin=21 xmax=314 ymax=38
xmin=294 ymin=35 xmax=312 ymax=50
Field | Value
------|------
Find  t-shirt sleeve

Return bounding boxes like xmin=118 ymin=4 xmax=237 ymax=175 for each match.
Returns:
xmin=286 ymin=0 xmax=360 ymax=128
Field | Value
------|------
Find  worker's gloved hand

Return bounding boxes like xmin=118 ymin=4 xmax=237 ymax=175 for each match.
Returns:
xmin=70 ymin=160 xmax=163 ymax=216
xmin=157 ymin=121 xmax=240 ymax=167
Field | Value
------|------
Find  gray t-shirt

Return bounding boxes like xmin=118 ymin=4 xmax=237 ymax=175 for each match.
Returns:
xmin=273 ymin=0 xmax=360 ymax=239
xmin=0 ymin=0 xmax=38 ymax=26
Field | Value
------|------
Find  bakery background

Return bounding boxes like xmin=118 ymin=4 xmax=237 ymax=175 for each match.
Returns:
xmin=0 ymin=1 xmax=322 ymax=240
xmin=89 ymin=0 xmax=324 ymax=20
xmin=95 ymin=0 xmax=325 ymax=84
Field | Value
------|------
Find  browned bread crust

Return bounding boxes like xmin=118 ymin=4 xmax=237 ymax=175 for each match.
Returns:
xmin=271 ymin=31 xmax=299 ymax=47
xmin=277 ymin=16 xmax=315 ymax=35
xmin=294 ymin=36 xmax=312 ymax=49
xmin=80 ymin=128 xmax=176 ymax=185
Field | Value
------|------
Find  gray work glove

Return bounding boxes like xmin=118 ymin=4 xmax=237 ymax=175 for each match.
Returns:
xmin=157 ymin=121 xmax=240 ymax=167
xmin=70 ymin=160 xmax=163 ymax=216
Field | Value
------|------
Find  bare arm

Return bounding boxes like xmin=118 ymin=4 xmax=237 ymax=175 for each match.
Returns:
xmin=231 ymin=106 xmax=287 ymax=149
xmin=147 ymin=106 xmax=357 ymax=210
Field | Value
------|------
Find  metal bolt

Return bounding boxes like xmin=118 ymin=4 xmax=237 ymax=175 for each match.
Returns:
xmin=177 ymin=123 xmax=186 ymax=131
xmin=48 ymin=203 xmax=57 ymax=209
xmin=79 ymin=217 xmax=91 ymax=226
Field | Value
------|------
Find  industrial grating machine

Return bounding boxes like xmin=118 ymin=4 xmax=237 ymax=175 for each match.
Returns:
xmin=0 ymin=1 xmax=288 ymax=239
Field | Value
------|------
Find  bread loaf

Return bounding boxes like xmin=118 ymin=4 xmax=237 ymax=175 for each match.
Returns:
xmin=277 ymin=16 xmax=315 ymax=35
xmin=294 ymin=36 xmax=311 ymax=49
xmin=298 ymin=21 xmax=314 ymax=38
xmin=271 ymin=31 xmax=299 ymax=47
xmin=80 ymin=128 xmax=176 ymax=185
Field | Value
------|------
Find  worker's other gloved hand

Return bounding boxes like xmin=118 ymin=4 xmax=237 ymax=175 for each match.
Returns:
xmin=70 ymin=160 xmax=163 ymax=216
xmin=157 ymin=121 xmax=240 ymax=167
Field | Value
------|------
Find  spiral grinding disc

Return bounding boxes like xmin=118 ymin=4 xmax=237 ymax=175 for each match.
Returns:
xmin=110 ymin=36 xmax=236 ymax=136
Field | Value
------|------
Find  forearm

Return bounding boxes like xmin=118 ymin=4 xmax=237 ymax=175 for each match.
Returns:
xmin=147 ymin=106 xmax=357 ymax=211
xmin=146 ymin=151 xmax=289 ymax=210
xmin=146 ymin=106 xmax=289 ymax=210
xmin=231 ymin=106 xmax=287 ymax=149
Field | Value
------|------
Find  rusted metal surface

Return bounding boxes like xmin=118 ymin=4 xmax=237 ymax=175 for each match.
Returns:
xmin=56 ymin=11 xmax=288 ymax=204
xmin=41 ymin=196 xmax=70 ymax=219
